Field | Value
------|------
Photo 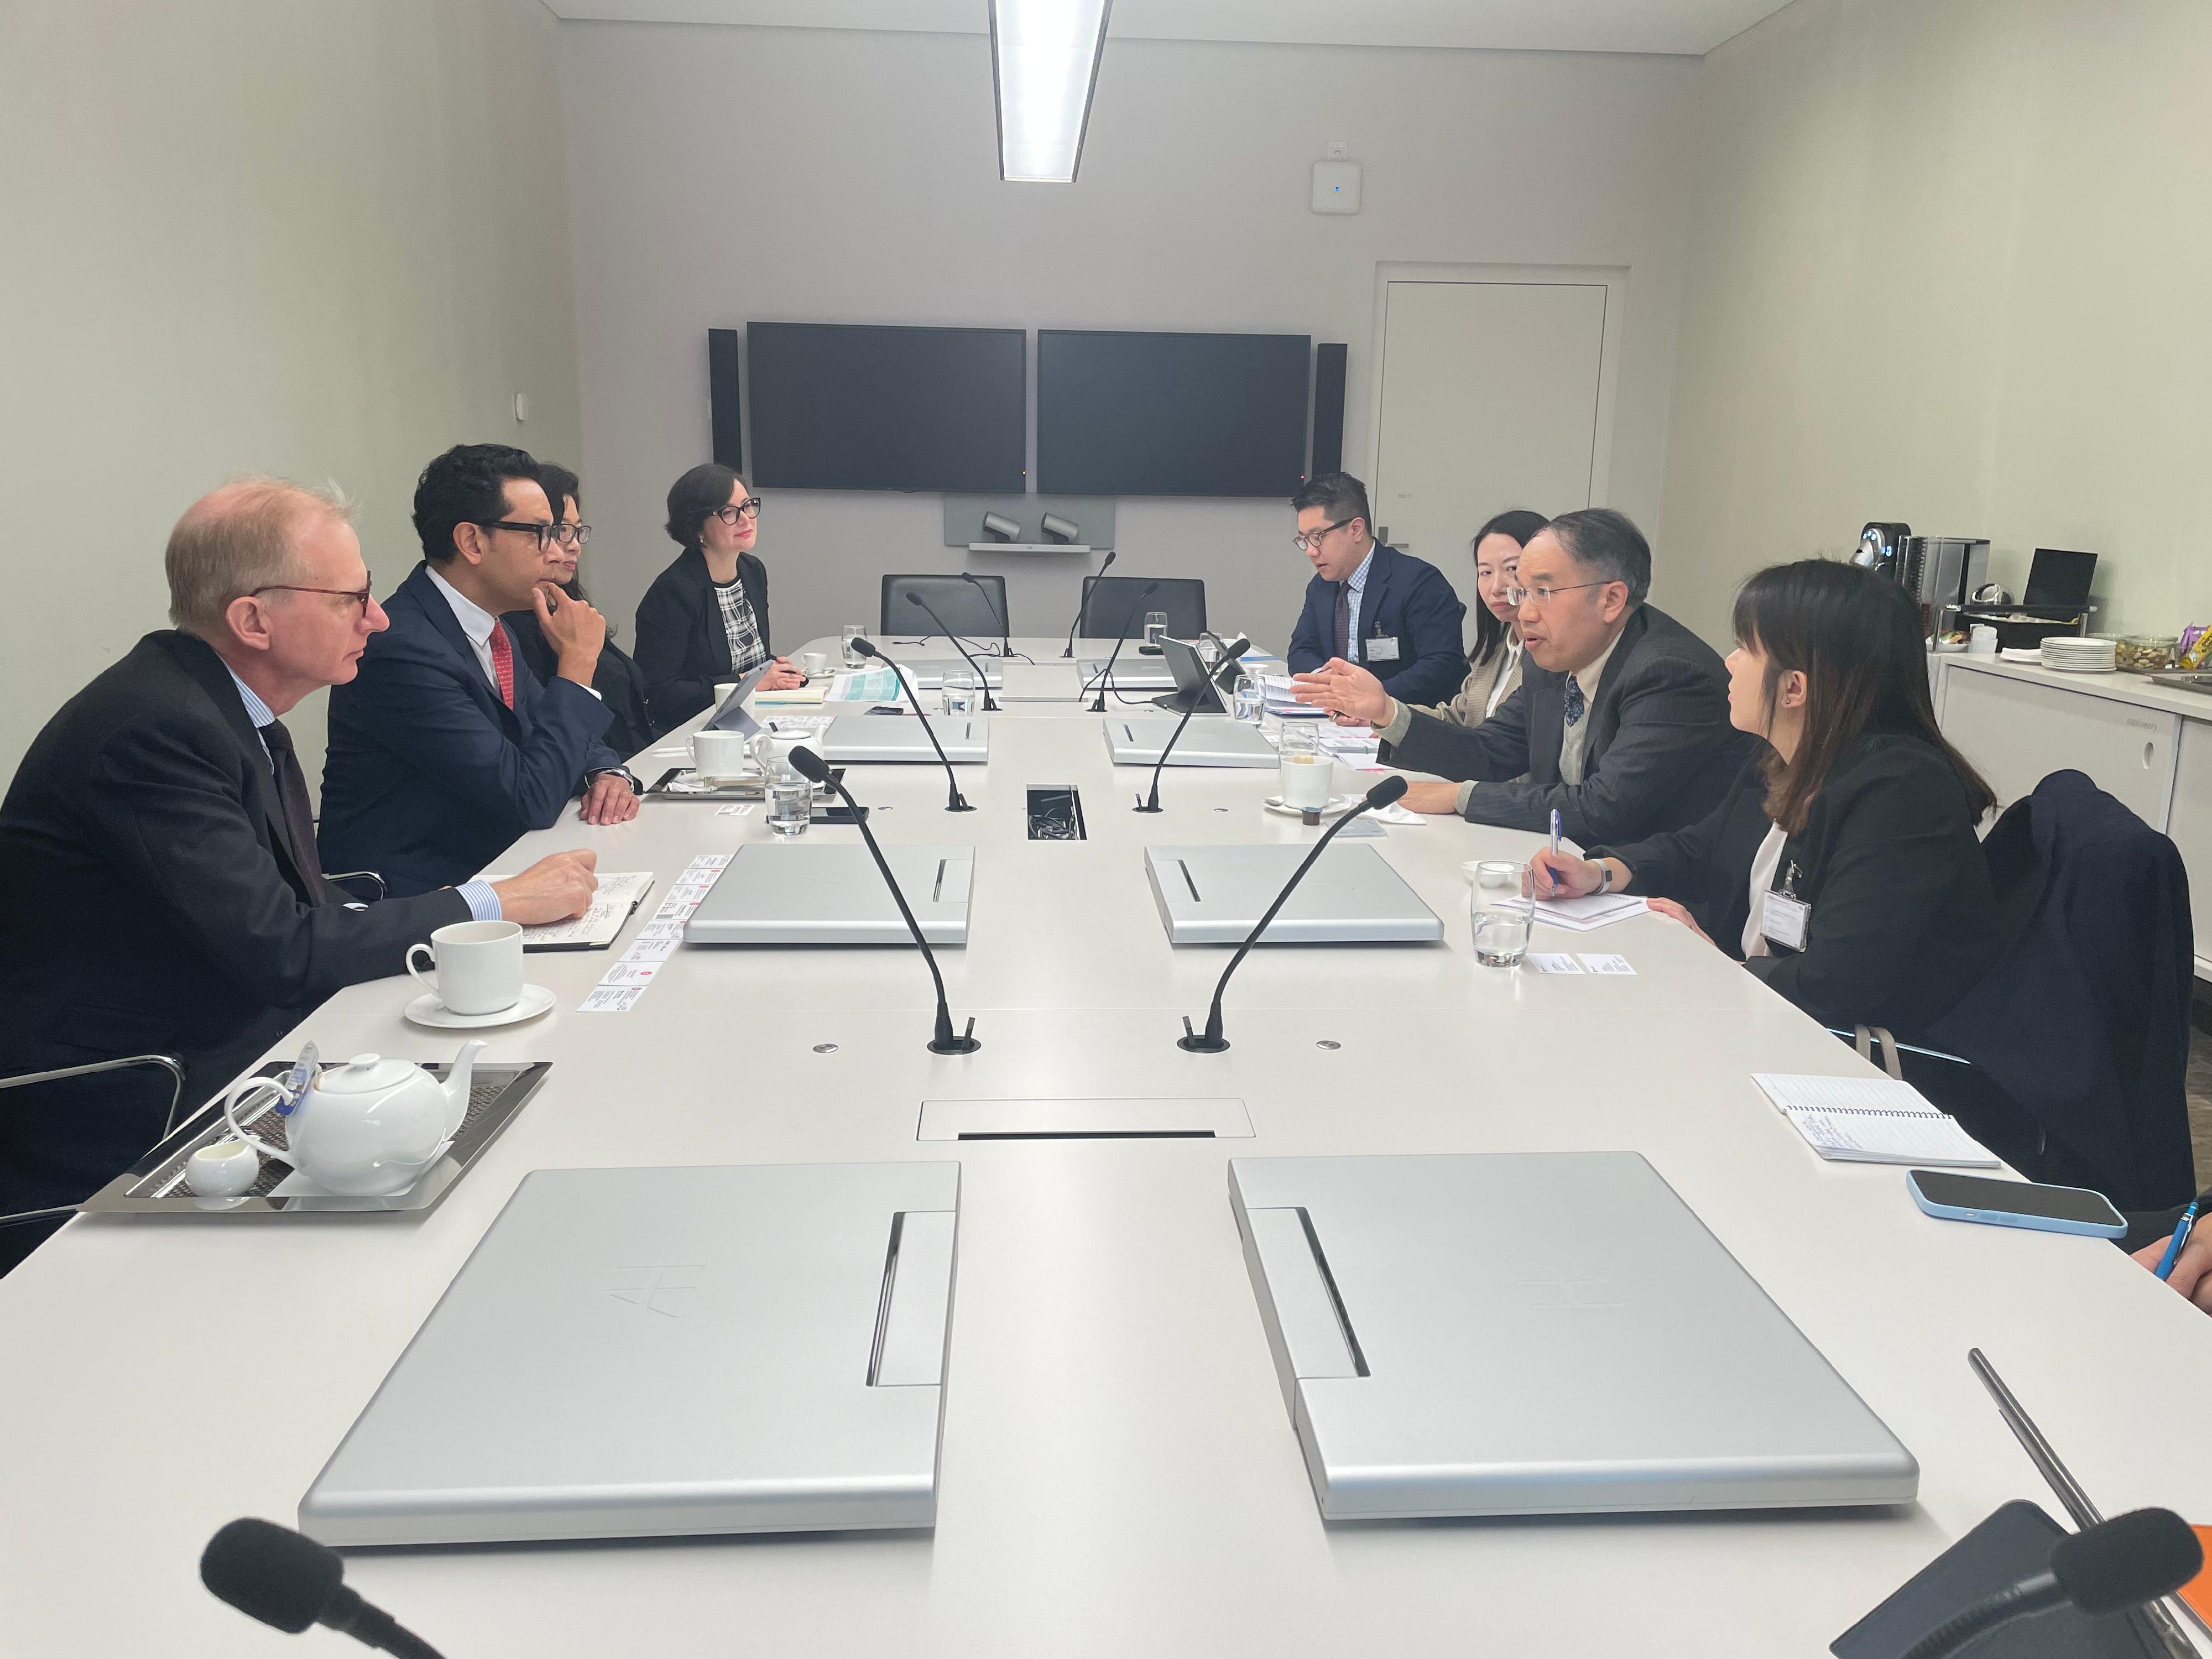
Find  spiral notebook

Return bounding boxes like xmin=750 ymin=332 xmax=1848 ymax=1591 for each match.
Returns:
xmin=1752 ymin=1073 xmax=1999 ymax=1167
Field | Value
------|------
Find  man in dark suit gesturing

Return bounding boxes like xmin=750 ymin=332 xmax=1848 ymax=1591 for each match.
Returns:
xmin=0 ymin=479 xmax=597 ymax=1245
xmin=1293 ymin=508 xmax=1750 ymax=845
xmin=1284 ymin=472 xmax=1468 ymax=710
xmin=320 ymin=445 xmax=640 ymax=896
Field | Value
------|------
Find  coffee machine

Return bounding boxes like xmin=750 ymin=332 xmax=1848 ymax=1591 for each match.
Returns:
xmin=1901 ymin=536 xmax=1990 ymax=635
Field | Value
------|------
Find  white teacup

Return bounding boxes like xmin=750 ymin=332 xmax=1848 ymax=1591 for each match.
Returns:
xmin=692 ymin=728 xmax=753 ymax=781
xmin=799 ymin=650 xmax=830 ymax=677
xmin=405 ymin=920 xmax=524 ymax=1016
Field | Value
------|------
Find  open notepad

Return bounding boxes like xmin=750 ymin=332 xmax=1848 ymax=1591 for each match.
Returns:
xmin=1752 ymin=1073 xmax=1999 ymax=1167
xmin=505 ymin=872 xmax=656 ymax=952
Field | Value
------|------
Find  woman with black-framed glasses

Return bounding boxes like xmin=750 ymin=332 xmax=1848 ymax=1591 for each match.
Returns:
xmin=635 ymin=463 xmax=805 ymax=729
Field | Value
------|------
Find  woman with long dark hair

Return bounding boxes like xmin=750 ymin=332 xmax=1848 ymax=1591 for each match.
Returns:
xmin=634 ymin=462 xmax=804 ymax=729
xmin=1527 ymin=557 xmax=2002 ymax=1039
xmin=502 ymin=463 xmax=658 ymax=757
xmin=1411 ymin=508 xmax=1547 ymax=726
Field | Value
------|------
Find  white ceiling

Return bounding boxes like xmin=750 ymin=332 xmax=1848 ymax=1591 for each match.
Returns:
xmin=544 ymin=0 xmax=1796 ymax=59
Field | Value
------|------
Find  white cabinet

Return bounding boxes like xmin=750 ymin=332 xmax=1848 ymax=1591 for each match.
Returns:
xmin=2163 ymin=722 xmax=2212 ymax=975
xmin=1938 ymin=666 xmax=2178 ymax=827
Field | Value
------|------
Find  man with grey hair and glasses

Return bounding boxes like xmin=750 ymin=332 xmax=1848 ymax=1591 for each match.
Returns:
xmin=0 ymin=478 xmax=598 ymax=1259
xmin=1292 ymin=507 xmax=1750 ymax=844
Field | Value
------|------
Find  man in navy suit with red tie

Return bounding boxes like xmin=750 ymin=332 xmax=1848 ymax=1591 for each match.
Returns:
xmin=320 ymin=444 xmax=640 ymax=896
xmin=1283 ymin=472 xmax=1468 ymax=709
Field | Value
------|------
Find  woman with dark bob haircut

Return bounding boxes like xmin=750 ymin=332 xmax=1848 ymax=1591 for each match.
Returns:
xmin=1408 ymin=508 xmax=1546 ymax=728
xmin=634 ymin=462 xmax=805 ymax=729
xmin=1528 ymin=558 xmax=2002 ymax=1040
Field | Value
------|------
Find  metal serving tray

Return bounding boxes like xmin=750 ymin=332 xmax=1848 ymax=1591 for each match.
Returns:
xmin=645 ymin=765 xmax=842 ymax=801
xmin=79 ymin=1060 xmax=549 ymax=1217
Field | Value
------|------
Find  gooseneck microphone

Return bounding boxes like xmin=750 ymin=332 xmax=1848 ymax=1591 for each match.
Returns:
xmin=851 ymin=635 xmax=973 ymax=812
xmin=1178 ymin=775 xmax=1409 ymax=1051
xmin=958 ymin=571 xmax=1012 ymax=665
xmin=1084 ymin=581 xmax=1160 ymax=713
xmin=1897 ymin=1508 xmax=2203 ymax=1659
xmin=787 ymin=745 xmax=980 ymax=1055
xmin=906 ymin=589 xmax=999 ymax=711
xmin=201 ymin=1518 xmax=446 ymax=1659
xmin=1136 ymin=634 xmax=1253 ymax=814
xmin=1062 ymin=550 xmax=1117 ymax=657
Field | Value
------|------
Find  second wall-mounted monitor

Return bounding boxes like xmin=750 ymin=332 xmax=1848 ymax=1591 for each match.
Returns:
xmin=747 ymin=322 xmax=1026 ymax=493
xmin=1037 ymin=329 xmax=1312 ymax=497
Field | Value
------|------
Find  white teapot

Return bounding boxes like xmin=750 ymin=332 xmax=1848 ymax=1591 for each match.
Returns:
xmin=220 ymin=1040 xmax=484 ymax=1197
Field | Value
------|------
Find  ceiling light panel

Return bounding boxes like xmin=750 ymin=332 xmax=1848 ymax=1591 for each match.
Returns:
xmin=990 ymin=0 xmax=1113 ymax=184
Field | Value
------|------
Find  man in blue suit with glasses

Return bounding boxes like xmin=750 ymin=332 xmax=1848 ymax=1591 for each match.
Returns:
xmin=1284 ymin=472 xmax=1468 ymax=710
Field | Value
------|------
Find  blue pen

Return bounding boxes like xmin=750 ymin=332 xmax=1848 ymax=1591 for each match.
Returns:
xmin=2153 ymin=1200 xmax=2198 ymax=1281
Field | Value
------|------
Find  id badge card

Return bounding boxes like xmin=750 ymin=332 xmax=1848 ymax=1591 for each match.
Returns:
xmin=1365 ymin=634 xmax=1401 ymax=664
xmin=1760 ymin=890 xmax=1809 ymax=951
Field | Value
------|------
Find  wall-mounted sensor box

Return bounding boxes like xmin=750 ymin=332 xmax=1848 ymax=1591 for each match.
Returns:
xmin=1311 ymin=161 xmax=1361 ymax=215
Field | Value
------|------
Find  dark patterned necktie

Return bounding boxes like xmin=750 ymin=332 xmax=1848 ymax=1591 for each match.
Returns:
xmin=258 ymin=718 xmax=328 ymax=904
xmin=1333 ymin=582 xmax=1352 ymax=661
xmin=1563 ymin=675 xmax=1587 ymax=728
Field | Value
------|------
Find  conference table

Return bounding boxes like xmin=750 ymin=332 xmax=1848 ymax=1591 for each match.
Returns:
xmin=5 ymin=637 xmax=2209 ymax=1657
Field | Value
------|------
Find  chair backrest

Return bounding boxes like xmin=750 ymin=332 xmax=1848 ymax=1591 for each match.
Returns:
xmin=1926 ymin=769 xmax=2197 ymax=1208
xmin=879 ymin=575 xmax=1010 ymax=640
xmin=1079 ymin=575 xmax=1207 ymax=640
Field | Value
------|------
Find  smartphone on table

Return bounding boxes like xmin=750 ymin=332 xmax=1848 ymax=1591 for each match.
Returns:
xmin=1906 ymin=1170 xmax=2127 ymax=1238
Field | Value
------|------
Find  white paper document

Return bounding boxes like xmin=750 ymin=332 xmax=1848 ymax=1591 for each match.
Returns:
xmin=1752 ymin=1073 xmax=1999 ymax=1167
xmin=1529 ymin=892 xmax=1647 ymax=931
xmin=1528 ymin=953 xmax=1585 ymax=974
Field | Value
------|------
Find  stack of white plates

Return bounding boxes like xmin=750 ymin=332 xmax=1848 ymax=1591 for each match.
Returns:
xmin=2041 ymin=636 xmax=2117 ymax=674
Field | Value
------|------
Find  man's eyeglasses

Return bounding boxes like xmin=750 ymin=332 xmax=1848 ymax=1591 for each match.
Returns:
xmin=1293 ymin=517 xmax=1353 ymax=553
xmin=249 ymin=575 xmax=376 ymax=617
xmin=711 ymin=498 xmax=765 ymax=526
xmin=1506 ymin=580 xmax=1610 ymax=608
xmin=477 ymin=519 xmax=561 ymax=550
xmin=551 ymin=523 xmax=592 ymax=549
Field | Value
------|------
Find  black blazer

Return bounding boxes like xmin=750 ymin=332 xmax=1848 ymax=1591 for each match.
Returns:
xmin=1384 ymin=603 xmax=1753 ymax=843
xmin=1598 ymin=732 xmax=2003 ymax=1041
xmin=634 ymin=546 xmax=771 ymax=731
xmin=320 ymin=564 xmax=622 ymax=896
xmin=0 ymin=632 xmax=468 ymax=1209
xmin=1284 ymin=543 xmax=1469 ymax=707
xmin=502 ymin=603 xmax=658 ymax=760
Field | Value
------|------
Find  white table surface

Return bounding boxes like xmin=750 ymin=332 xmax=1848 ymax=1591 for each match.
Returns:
xmin=6 ymin=637 xmax=2209 ymax=1657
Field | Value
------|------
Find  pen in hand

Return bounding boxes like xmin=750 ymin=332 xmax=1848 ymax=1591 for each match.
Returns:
xmin=2154 ymin=1200 xmax=2199 ymax=1281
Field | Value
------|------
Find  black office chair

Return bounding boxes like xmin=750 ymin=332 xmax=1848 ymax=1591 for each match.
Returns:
xmin=2 ymin=1052 xmax=185 ymax=1274
xmin=879 ymin=575 xmax=1010 ymax=643
xmin=1079 ymin=576 xmax=1207 ymax=641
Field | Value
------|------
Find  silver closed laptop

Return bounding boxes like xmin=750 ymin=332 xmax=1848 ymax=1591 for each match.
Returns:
xmin=300 ymin=1162 xmax=962 ymax=1545
xmin=888 ymin=657 xmax=1003 ymax=690
xmin=1078 ymin=655 xmax=1176 ymax=692
xmin=818 ymin=713 xmax=990 ymax=764
xmin=1144 ymin=843 xmax=1443 ymax=943
xmin=685 ymin=843 xmax=973 ymax=945
xmin=1104 ymin=716 xmax=1276 ymax=768
xmin=1229 ymin=1151 xmax=1917 ymax=1520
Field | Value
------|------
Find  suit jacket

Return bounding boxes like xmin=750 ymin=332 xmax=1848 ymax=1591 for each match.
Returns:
xmin=503 ymin=603 xmax=659 ymax=761
xmin=320 ymin=562 xmax=620 ymax=896
xmin=634 ymin=546 xmax=772 ymax=731
xmin=1285 ymin=543 xmax=1467 ymax=708
xmin=0 ymin=631 xmax=468 ymax=1212
xmin=1596 ymin=734 xmax=2004 ymax=1041
xmin=1384 ymin=603 xmax=1754 ymax=843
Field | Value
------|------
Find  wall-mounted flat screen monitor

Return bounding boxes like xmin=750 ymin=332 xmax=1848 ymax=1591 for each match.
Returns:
xmin=746 ymin=322 xmax=1026 ymax=493
xmin=1037 ymin=329 xmax=1312 ymax=497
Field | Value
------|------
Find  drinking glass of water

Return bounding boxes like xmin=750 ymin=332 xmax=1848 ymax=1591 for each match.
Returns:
xmin=942 ymin=672 xmax=979 ymax=717
xmin=1143 ymin=611 xmax=1169 ymax=649
xmin=1470 ymin=898 xmax=1532 ymax=967
xmin=1232 ymin=671 xmax=1264 ymax=724
xmin=767 ymin=773 xmax=812 ymax=839
xmin=840 ymin=624 xmax=867 ymax=668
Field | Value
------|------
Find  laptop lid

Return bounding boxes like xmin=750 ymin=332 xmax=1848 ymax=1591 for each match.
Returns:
xmin=2024 ymin=547 xmax=2096 ymax=609
xmin=703 ymin=663 xmax=772 ymax=734
xmin=1104 ymin=716 xmax=1277 ymax=768
xmin=685 ymin=842 xmax=974 ymax=944
xmin=1156 ymin=634 xmax=1229 ymax=713
xmin=299 ymin=1162 xmax=961 ymax=1545
xmin=818 ymin=713 xmax=990 ymax=764
xmin=1078 ymin=655 xmax=1177 ymax=691
xmin=1229 ymin=1150 xmax=1917 ymax=1519
xmin=1144 ymin=843 xmax=1443 ymax=942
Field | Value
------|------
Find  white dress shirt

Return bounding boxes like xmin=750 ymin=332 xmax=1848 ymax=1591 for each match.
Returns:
xmin=426 ymin=564 xmax=598 ymax=701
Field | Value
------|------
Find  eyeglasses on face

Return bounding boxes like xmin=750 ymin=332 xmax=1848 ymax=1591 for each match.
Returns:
xmin=551 ymin=522 xmax=592 ymax=549
xmin=1293 ymin=517 xmax=1353 ymax=553
xmin=1506 ymin=579 xmax=1611 ymax=608
xmin=477 ymin=519 xmax=561 ymax=550
xmin=711 ymin=498 xmax=765 ymax=526
xmin=249 ymin=574 xmax=377 ymax=617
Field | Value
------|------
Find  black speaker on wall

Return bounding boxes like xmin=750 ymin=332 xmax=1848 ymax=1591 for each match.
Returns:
xmin=1311 ymin=342 xmax=1347 ymax=477
xmin=707 ymin=328 xmax=743 ymax=471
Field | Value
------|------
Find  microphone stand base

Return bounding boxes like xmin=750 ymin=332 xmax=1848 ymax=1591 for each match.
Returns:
xmin=928 ymin=1036 xmax=983 ymax=1055
xmin=1132 ymin=799 xmax=1163 ymax=813
xmin=1176 ymin=1034 xmax=1230 ymax=1053
xmin=945 ymin=798 xmax=977 ymax=813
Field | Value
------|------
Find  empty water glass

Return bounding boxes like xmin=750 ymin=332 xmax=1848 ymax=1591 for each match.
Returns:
xmin=767 ymin=774 xmax=812 ymax=838
xmin=1144 ymin=610 xmax=1169 ymax=649
xmin=1470 ymin=899 xmax=1532 ymax=967
xmin=840 ymin=624 xmax=867 ymax=667
xmin=942 ymin=672 xmax=979 ymax=717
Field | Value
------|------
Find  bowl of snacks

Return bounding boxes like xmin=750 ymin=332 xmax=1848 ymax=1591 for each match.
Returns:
xmin=2114 ymin=635 xmax=2177 ymax=673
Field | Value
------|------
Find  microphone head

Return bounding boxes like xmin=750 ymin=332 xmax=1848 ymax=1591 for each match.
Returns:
xmin=1364 ymin=775 xmax=1410 ymax=810
xmin=785 ymin=744 xmax=830 ymax=785
xmin=200 ymin=1517 xmax=342 ymax=1634
xmin=1140 ymin=580 xmax=1160 ymax=596
xmin=1097 ymin=549 xmax=1117 ymax=571
xmin=903 ymin=589 xmax=924 ymax=604
xmin=851 ymin=636 xmax=883 ymax=660
xmin=2051 ymin=1508 xmax=2203 ymax=1616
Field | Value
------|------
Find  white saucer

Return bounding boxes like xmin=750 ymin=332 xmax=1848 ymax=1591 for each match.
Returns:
xmin=1264 ymin=794 xmax=1358 ymax=817
xmin=404 ymin=983 xmax=556 ymax=1030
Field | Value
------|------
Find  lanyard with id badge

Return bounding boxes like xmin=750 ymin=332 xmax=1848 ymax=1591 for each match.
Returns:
xmin=1363 ymin=628 xmax=1401 ymax=665
xmin=1761 ymin=859 xmax=1810 ymax=952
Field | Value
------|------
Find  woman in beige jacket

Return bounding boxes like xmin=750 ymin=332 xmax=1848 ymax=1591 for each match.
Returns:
xmin=1412 ymin=509 xmax=1548 ymax=727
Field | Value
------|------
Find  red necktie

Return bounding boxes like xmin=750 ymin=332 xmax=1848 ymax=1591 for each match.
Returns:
xmin=489 ymin=622 xmax=515 ymax=709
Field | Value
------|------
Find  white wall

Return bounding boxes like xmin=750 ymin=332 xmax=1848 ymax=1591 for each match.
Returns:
xmin=558 ymin=23 xmax=1702 ymax=659
xmin=1659 ymin=0 xmax=2212 ymax=644
xmin=0 ymin=0 xmax=582 ymax=789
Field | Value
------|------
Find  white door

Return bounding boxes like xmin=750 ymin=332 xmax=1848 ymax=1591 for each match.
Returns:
xmin=1371 ymin=281 xmax=1609 ymax=578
